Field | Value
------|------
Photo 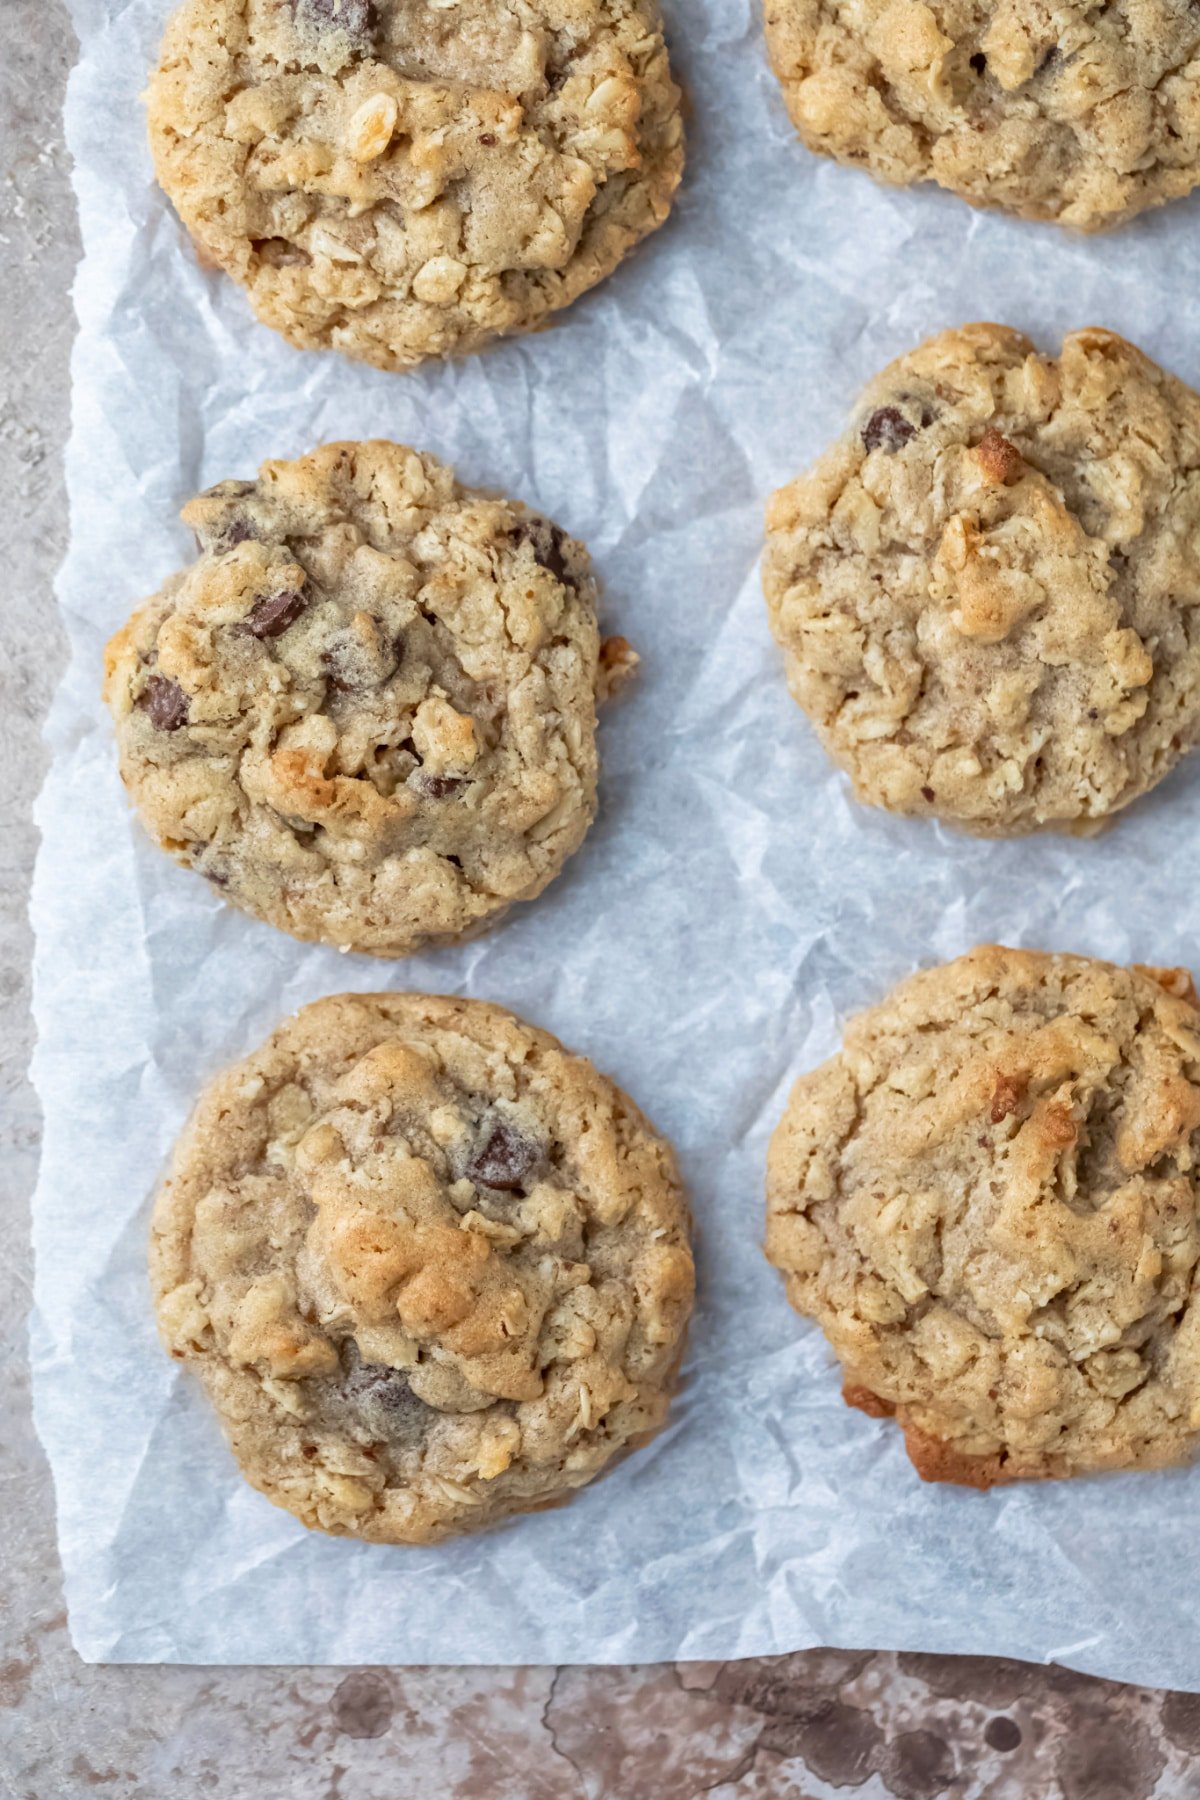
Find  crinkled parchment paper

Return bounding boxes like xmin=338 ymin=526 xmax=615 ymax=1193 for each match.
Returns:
xmin=32 ymin=0 xmax=1200 ymax=1677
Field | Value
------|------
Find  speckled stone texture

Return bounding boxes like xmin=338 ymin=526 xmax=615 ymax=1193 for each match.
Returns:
xmin=4 ymin=4 xmax=1200 ymax=1795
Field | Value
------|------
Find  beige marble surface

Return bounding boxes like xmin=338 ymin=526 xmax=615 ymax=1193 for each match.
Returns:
xmin=3 ymin=5 xmax=1199 ymax=1795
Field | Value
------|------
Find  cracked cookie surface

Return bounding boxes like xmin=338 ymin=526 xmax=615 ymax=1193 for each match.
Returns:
xmin=763 ymin=0 xmax=1200 ymax=229
xmin=148 ymin=0 xmax=683 ymax=370
xmin=766 ymin=946 xmax=1200 ymax=1486
xmin=763 ymin=324 xmax=1200 ymax=836
xmin=104 ymin=440 xmax=620 ymax=956
xmin=151 ymin=991 xmax=694 ymax=1542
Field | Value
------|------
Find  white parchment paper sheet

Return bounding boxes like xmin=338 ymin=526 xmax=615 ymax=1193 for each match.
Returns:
xmin=32 ymin=0 xmax=1200 ymax=1678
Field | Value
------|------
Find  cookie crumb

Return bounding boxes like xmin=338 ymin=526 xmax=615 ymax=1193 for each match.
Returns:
xmin=597 ymin=635 xmax=640 ymax=704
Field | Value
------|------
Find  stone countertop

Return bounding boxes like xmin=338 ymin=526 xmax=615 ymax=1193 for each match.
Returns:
xmin=2 ymin=5 xmax=1197 ymax=1796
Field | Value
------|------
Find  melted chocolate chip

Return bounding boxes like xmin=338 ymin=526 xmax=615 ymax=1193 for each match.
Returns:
xmin=410 ymin=771 xmax=465 ymax=799
xmin=192 ymin=480 xmax=260 ymax=555
xmin=194 ymin=516 xmax=255 ymax=557
xmin=342 ymin=1357 xmax=430 ymax=1442
xmin=862 ymin=407 xmax=917 ymax=454
xmin=244 ymin=589 xmax=307 ymax=640
xmin=467 ymin=1120 xmax=540 ymax=1192
xmin=137 ymin=674 xmax=189 ymax=732
xmin=321 ymin=647 xmax=354 ymax=693
xmin=222 ymin=519 xmax=256 ymax=549
xmin=293 ymin=0 xmax=376 ymax=39
xmin=322 ymin=619 xmax=395 ymax=692
xmin=512 ymin=519 xmax=576 ymax=590
xmin=478 ymin=132 xmax=497 ymax=146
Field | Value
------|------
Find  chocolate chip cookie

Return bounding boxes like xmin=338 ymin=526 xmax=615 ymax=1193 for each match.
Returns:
xmin=763 ymin=0 xmax=1200 ymax=229
xmin=151 ymin=991 xmax=694 ymax=1543
xmin=763 ymin=325 xmax=1200 ymax=836
xmin=104 ymin=441 xmax=630 ymax=957
xmin=766 ymin=946 xmax=1200 ymax=1487
xmin=147 ymin=0 xmax=684 ymax=371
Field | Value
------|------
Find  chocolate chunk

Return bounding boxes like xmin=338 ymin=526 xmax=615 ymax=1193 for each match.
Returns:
xmin=244 ymin=589 xmax=307 ymax=640
xmin=194 ymin=515 xmax=255 ymax=556
xmin=137 ymin=674 xmax=189 ymax=732
xmin=293 ymin=0 xmax=376 ymax=39
xmin=512 ymin=519 xmax=576 ymax=590
xmin=221 ymin=519 xmax=256 ymax=549
xmin=410 ymin=771 xmax=465 ymax=799
xmin=342 ymin=1355 xmax=430 ymax=1442
xmin=533 ymin=524 xmax=571 ymax=584
xmin=192 ymin=480 xmax=260 ymax=555
xmin=322 ymin=644 xmax=355 ymax=693
xmin=920 ymin=785 xmax=936 ymax=802
xmin=467 ymin=1120 xmax=540 ymax=1192
xmin=969 ymin=51 xmax=987 ymax=72
xmin=862 ymin=407 xmax=916 ymax=454
xmin=322 ymin=617 xmax=395 ymax=692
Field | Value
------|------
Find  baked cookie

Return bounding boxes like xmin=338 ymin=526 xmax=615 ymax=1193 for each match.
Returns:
xmin=151 ymin=991 xmax=694 ymax=1543
xmin=766 ymin=946 xmax=1200 ymax=1487
xmin=763 ymin=0 xmax=1200 ymax=229
xmin=104 ymin=440 xmax=631 ymax=957
xmin=763 ymin=324 xmax=1200 ymax=836
xmin=147 ymin=0 xmax=683 ymax=371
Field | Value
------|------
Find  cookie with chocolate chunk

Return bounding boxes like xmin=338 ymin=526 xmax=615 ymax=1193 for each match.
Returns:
xmin=147 ymin=0 xmax=683 ymax=371
xmin=763 ymin=324 xmax=1200 ymax=835
xmin=104 ymin=440 xmax=631 ymax=956
xmin=151 ymin=992 xmax=694 ymax=1542
xmin=764 ymin=0 xmax=1200 ymax=230
xmin=766 ymin=946 xmax=1200 ymax=1487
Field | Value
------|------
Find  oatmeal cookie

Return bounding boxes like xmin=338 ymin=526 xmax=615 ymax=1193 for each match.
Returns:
xmin=104 ymin=440 xmax=624 ymax=955
xmin=766 ymin=946 xmax=1200 ymax=1485
xmin=763 ymin=325 xmax=1200 ymax=835
xmin=148 ymin=0 xmax=683 ymax=369
xmin=151 ymin=991 xmax=694 ymax=1541
xmin=763 ymin=0 xmax=1200 ymax=229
